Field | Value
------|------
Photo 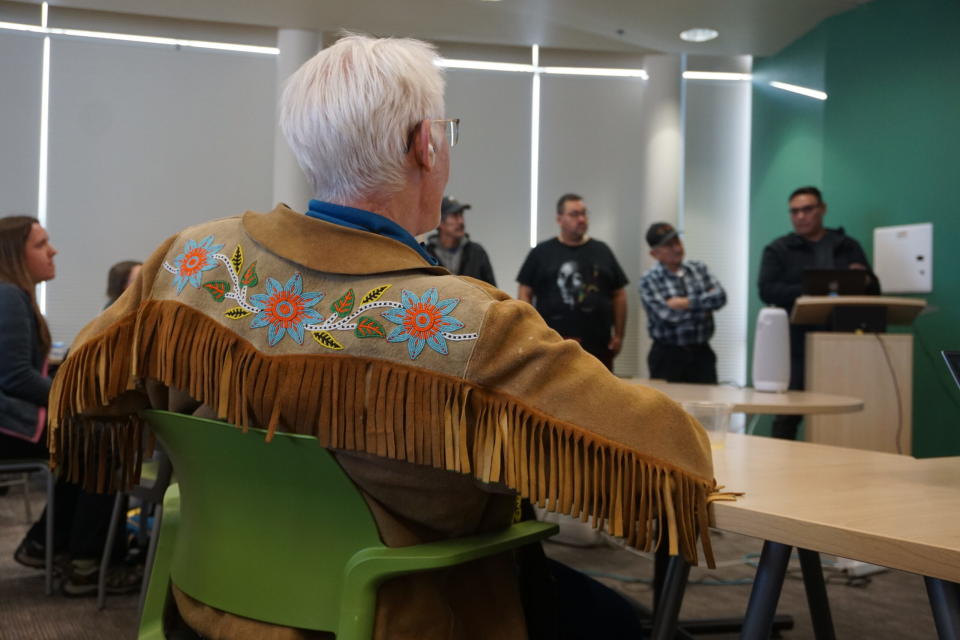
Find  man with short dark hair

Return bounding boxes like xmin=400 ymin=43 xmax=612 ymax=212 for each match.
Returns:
xmin=516 ymin=193 xmax=628 ymax=370
xmin=424 ymin=196 xmax=496 ymax=285
xmin=638 ymin=222 xmax=726 ymax=383
xmin=759 ymin=185 xmax=878 ymax=439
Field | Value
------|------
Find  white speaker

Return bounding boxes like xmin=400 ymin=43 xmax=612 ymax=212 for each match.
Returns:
xmin=752 ymin=307 xmax=790 ymax=393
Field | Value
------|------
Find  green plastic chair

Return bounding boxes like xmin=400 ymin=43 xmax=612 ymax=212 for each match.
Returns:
xmin=137 ymin=409 xmax=558 ymax=640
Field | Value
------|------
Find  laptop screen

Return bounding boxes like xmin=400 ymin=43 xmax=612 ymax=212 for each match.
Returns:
xmin=944 ymin=351 xmax=960 ymax=390
xmin=801 ymin=269 xmax=878 ymax=296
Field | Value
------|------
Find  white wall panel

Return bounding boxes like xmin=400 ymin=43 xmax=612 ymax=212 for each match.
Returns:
xmin=537 ymin=74 xmax=649 ymax=376
xmin=442 ymin=68 xmax=531 ymax=292
xmin=0 ymin=32 xmax=42 ymax=216
xmin=46 ymin=38 xmax=275 ymax=344
xmin=683 ymin=73 xmax=752 ymax=387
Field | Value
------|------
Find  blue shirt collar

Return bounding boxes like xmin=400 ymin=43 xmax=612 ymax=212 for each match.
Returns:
xmin=306 ymin=200 xmax=438 ymax=266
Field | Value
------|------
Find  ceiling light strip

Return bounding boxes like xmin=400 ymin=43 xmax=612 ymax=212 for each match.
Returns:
xmin=529 ymin=45 xmax=541 ymax=249
xmin=437 ymin=58 xmax=534 ymax=73
xmin=769 ymin=81 xmax=827 ymax=101
xmin=542 ymin=66 xmax=647 ymax=79
xmin=37 ymin=4 xmax=50 ymax=315
xmin=0 ymin=20 xmax=278 ymax=54
xmin=683 ymin=71 xmax=752 ymax=81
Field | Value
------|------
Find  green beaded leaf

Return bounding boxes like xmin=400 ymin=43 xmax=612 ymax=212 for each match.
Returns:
xmin=240 ymin=261 xmax=258 ymax=288
xmin=202 ymin=280 xmax=231 ymax=303
xmin=354 ymin=316 xmax=387 ymax=339
xmin=330 ymin=289 xmax=355 ymax=318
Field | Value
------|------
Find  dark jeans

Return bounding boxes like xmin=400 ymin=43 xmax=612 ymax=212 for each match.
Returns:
xmin=551 ymin=558 xmax=644 ymax=639
xmin=517 ymin=500 xmax=644 ymax=639
xmin=1 ymin=431 xmax=122 ymax=559
xmin=648 ymin=341 xmax=718 ymax=384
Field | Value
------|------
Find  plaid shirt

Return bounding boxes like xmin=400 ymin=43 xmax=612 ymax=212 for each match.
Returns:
xmin=638 ymin=260 xmax=726 ymax=346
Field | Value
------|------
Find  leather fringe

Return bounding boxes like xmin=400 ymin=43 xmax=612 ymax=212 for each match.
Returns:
xmin=50 ymin=300 xmax=718 ymax=566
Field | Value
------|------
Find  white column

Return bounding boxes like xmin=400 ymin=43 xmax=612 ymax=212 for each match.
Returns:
xmin=636 ymin=54 xmax=684 ymax=376
xmin=273 ymin=29 xmax=323 ymax=209
xmin=640 ymin=55 xmax=684 ymax=248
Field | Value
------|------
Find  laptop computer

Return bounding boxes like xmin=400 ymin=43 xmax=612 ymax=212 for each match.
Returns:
xmin=943 ymin=351 xmax=960 ymax=390
xmin=801 ymin=269 xmax=878 ymax=296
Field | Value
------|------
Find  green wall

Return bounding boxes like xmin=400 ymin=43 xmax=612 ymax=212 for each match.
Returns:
xmin=748 ymin=0 xmax=960 ymax=456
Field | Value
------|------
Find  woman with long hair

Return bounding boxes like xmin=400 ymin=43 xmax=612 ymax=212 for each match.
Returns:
xmin=0 ymin=216 xmax=55 ymax=446
xmin=0 ymin=216 xmax=139 ymax=596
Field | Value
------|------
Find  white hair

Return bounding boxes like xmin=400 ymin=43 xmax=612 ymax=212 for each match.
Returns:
xmin=280 ymin=33 xmax=445 ymax=204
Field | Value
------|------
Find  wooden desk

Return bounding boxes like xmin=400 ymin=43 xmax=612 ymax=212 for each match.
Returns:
xmin=712 ymin=435 xmax=960 ymax=583
xmin=791 ymin=295 xmax=926 ymax=325
xmin=805 ymin=332 xmax=913 ymax=454
xmin=707 ymin=435 xmax=960 ymax=638
xmin=628 ymin=379 xmax=863 ymax=416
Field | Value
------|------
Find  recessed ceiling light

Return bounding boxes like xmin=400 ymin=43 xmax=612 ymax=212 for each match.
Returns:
xmin=679 ymin=28 xmax=719 ymax=43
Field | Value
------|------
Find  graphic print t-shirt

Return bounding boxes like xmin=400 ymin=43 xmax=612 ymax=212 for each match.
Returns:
xmin=516 ymin=238 xmax=628 ymax=352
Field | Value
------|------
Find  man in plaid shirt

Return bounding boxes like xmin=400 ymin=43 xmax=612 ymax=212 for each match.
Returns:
xmin=638 ymin=222 xmax=726 ymax=383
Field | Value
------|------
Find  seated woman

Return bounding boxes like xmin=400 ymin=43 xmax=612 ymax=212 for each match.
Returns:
xmin=0 ymin=215 xmax=139 ymax=596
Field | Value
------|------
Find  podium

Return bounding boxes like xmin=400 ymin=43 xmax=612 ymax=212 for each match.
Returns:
xmin=791 ymin=296 xmax=925 ymax=454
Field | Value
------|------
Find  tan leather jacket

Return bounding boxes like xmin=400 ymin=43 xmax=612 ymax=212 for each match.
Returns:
xmin=50 ymin=204 xmax=716 ymax=640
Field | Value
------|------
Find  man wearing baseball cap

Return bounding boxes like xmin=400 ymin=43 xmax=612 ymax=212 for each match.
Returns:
xmin=638 ymin=222 xmax=727 ymax=383
xmin=424 ymin=196 xmax=497 ymax=285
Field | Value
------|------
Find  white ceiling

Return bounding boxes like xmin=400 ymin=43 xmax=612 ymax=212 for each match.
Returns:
xmin=29 ymin=0 xmax=871 ymax=56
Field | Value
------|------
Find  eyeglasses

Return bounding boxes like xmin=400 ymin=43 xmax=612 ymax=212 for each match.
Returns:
xmin=405 ymin=118 xmax=460 ymax=152
xmin=789 ymin=204 xmax=821 ymax=215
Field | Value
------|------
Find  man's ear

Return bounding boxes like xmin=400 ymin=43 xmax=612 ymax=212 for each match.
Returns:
xmin=413 ymin=119 xmax=435 ymax=170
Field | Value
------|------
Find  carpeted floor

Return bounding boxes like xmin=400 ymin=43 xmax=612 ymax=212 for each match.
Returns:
xmin=0 ymin=481 xmax=936 ymax=639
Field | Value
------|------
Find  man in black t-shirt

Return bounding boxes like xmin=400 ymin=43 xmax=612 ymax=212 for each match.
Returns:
xmin=517 ymin=193 xmax=628 ymax=370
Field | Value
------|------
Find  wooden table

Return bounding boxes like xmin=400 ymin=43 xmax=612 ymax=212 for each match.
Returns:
xmin=628 ymin=379 xmax=863 ymax=416
xmin=702 ymin=435 xmax=960 ymax=639
xmin=713 ymin=435 xmax=960 ymax=583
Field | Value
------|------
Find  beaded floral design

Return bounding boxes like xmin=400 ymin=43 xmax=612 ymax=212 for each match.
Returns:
xmin=171 ymin=235 xmax=224 ymax=293
xmin=250 ymin=274 xmax=324 ymax=346
xmin=383 ymin=288 xmax=465 ymax=359
xmin=163 ymin=237 xmax=477 ymax=356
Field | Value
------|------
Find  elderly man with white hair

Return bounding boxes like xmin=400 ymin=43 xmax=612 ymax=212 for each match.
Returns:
xmin=50 ymin=34 xmax=717 ymax=640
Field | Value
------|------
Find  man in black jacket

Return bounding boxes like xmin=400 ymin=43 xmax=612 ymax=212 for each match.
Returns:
xmin=758 ymin=186 xmax=878 ymax=439
xmin=424 ymin=196 xmax=497 ymax=286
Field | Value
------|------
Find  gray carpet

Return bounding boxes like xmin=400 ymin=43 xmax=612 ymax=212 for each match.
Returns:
xmin=0 ymin=480 xmax=140 ymax=640
xmin=0 ymin=482 xmax=937 ymax=639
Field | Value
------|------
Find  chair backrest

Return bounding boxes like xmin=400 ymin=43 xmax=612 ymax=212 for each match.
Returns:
xmin=141 ymin=410 xmax=384 ymax=632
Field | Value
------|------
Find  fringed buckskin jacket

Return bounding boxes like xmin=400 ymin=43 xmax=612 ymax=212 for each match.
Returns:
xmin=50 ymin=204 xmax=719 ymax=640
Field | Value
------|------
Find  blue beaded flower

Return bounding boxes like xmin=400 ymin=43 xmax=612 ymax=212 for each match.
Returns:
xmin=250 ymin=273 xmax=323 ymax=346
xmin=382 ymin=287 xmax=464 ymax=359
xmin=172 ymin=235 xmax=224 ymax=293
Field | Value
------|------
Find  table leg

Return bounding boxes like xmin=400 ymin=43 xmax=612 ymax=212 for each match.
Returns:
xmin=651 ymin=555 xmax=691 ymax=640
xmin=653 ymin=542 xmax=668 ymax=611
xmin=798 ymin=548 xmax=836 ymax=640
xmin=925 ymin=577 xmax=960 ymax=640
xmin=741 ymin=540 xmax=793 ymax=640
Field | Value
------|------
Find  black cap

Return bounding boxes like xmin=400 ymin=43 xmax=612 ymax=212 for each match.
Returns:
xmin=441 ymin=196 xmax=471 ymax=219
xmin=646 ymin=222 xmax=679 ymax=248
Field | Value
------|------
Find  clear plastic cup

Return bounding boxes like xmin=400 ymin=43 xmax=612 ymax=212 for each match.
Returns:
xmin=682 ymin=401 xmax=733 ymax=450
